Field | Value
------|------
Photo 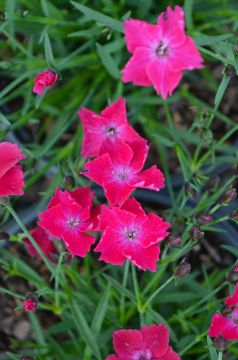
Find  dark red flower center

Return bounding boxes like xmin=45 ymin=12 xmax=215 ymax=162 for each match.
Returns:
xmin=107 ymin=126 xmax=116 ymax=137
xmin=67 ymin=217 xmax=80 ymax=229
xmin=155 ymin=41 xmax=168 ymax=57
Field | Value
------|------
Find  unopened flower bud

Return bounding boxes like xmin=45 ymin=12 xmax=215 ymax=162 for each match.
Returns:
xmin=23 ymin=296 xmax=37 ymax=312
xmin=225 ymin=65 xmax=236 ymax=78
xmin=190 ymin=226 xmax=204 ymax=240
xmin=63 ymin=175 xmax=74 ymax=189
xmin=196 ymin=214 xmax=213 ymax=225
xmin=219 ymin=188 xmax=237 ymax=205
xmin=184 ymin=182 xmax=196 ymax=199
xmin=230 ymin=210 xmax=238 ymax=222
xmin=168 ymin=235 xmax=182 ymax=248
xmin=0 ymin=231 xmax=10 ymax=241
xmin=174 ymin=261 xmax=191 ymax=278
xmin=205 ymin=175 xmax=220 ymax=192
xmin=214 ymin=336 xmax=228 ymax=352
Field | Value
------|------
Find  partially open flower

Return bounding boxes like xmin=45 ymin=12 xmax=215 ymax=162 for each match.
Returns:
xmin=33 ymin=70 xmax=58 ymax=96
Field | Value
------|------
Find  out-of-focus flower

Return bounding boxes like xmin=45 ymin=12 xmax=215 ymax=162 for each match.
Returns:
xmin=33 ymin=70 xmax=58 ymax=96
xmin=78 ymin=97 xmax=145 ymax=158
xmin=95 ymin=198 xmax=170 ymax=271
xmin=190 ymin=226 xmax=204 ymax=240
xmin=23 ymin=296 xmax=37 ymax=313
xmin=0 ymin=142 xmax=25 ymax=197
xmin=24 ymin=226 xmax=57 ymax=261
xmin=122 ymin=6 xmax=203 ymax=99
xmin=106 ymin=323 xmax=180 ymax=360
xmin=38 ymin=187 xmax=98 ymax=257
xmin=82 ymin=140 xmax=164 ymax=207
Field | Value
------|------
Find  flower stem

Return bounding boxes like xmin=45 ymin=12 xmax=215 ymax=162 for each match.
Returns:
xmin=119 ymin=260 xmax=130 ymax=323
xmin=131 ymin=265 xmax=143 ymax=313
xmin=5 ymin=203 xmax=55 ymax=275
xmin=218 ymin=351 xmax=223 ymax=360
xmin=143 ymin=276 xmax=174 ymax=310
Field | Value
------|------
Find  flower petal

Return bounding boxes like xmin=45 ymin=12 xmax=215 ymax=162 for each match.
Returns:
xmin=103 ymin=181 xmax=134 ymax=207
xmin=82 ymin=153 xmax=113 ymax=186
xmin=133 ymin=165 xmax=165 ymax=191
xmin=0 ymin=142 xmax=25 ymax=178
xmin=122 ymin=47 xmax=152 ymax=86
xmin=141 ymin=324 xmax=169 ymax=357
xmin=63 ymin=231 xmax=95 ymax=257
xmin=113 ymin=329 xmax=143 ymax=356
xmin=94 ymin=228 xmax=125 ymax=265
xmin=123 ymin=243 xmax=160 ymax=271
xmin=0 ymin=165 xmax=24 ymax=197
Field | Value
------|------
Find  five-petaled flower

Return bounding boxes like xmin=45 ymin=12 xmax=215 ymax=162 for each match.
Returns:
xmin=106 ymin=323 xmax=180 ymax=360
xmin=38 ymin=187 xmax=98 ymax=257
xmin=78 ymin=97 xmax=144 ymax=158
xmin=209 ymin=283 xmax=238 ymax=340
xmin=24 ymin=226 xmax=57 ymax=261
xmin=33 ymin=70 xmax=58 ymax=96
xmin=95 ymin=198 xmax=170 ymax=271
xmin=122 ymin=6 xmax=203 ymax=99
xmin=0 ymin=142 xmax=25 ymax=197
xmin=82 ymin=140 xmax=164 ymax=207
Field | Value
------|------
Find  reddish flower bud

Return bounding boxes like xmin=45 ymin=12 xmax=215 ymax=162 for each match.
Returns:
xmin=168 ymin=235 xmax=182 ymax=248
xmin=23 ymin=296 xmax=37 ymax=312
xmin=205 ymin=175 xmax=220 ymax=192
xmin=213 ymin=336 xmax=228 ymax=352
xmin=33 ymin=70 xmax=58 ymax=96
xmin=219 ymin=188 xmax=237 ymax=205
xmin=190 ymin=226 xmax=204 ymax=240
xmin=196 ymin=214 xmax=213 ymax=225
xmin=174 ymin=261 xmax=191 ymax=278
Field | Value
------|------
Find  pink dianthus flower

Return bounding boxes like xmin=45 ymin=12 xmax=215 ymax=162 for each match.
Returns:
xmin=122 ymin=6 xmax=203 ymax=99
xmin=24 ymin=226 xmax=57 ymax=261
xmin=33 ymin=70 xmax=58 ymax=96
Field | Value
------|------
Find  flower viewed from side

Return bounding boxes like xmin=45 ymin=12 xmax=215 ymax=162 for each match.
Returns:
xmin=209 ymin=283 xmax=238 ymax=340
xmin=82 ymin=140 xmax=164 ymax=207
xmin=23 ymin=296 xmax=37 ymax=313
xmin=0 ymin=142 xmax=25 ymax=197
xmin=95 ymin=198 xmax=170 ymax=271
xmin=106 ymin=323 xmax=180 ymax=360
xmin=78 ymin=97 xmax=144 ymax=158
xmin=24 ymin=226 xmax=57 ymax=261
xmin=33 ymin=70 xmax=58 ymax=96
xmin=122 ymin=6 xmax=203 ymax=99
xmin=38 ymin=187 xmax=97 ymax=257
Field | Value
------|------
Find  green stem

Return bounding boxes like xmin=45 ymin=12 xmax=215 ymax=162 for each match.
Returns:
xmin=119 ymin=260 xmax=130 ymax=323
xmin=218 ymin=351 xmax=223 ymax=360
xmin=143 ymin=276 xmax=174 ymax=310
xmin=5 ymin=203 xmax=55 ymax=275
xmin=131 ymin=265 xmax=143 ymax=312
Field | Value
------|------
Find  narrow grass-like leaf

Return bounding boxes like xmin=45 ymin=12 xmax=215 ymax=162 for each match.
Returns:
xmin=71 ymin=1 xmax=123 ymax=32
xmin=184 ymin=0 xmax=193 ymax=31
xmin=0 ymin=112 xmax=11 ymax=126
xmin=92 ymin=285 xmax=111 ymax=334
xmin=207 ymin=336 xmax=218 ymax=360
xmin=96 ymin=43 xmax=121 ymax=79
xmin=214 ymin=73 xmax=230 ymax=109
xmin=44 ymin=32 xmax=55 ymax=67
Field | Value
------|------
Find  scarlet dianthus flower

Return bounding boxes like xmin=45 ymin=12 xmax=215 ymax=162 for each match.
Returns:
xmin=24 ymin=226 xmax=57 ymax=261
xmin=78 ymin=97 xmax=144 ymax=158
xmin=82 ymin=140 xmax=164 ymax=207
xmin=33 ymin=70 xmax=58 ymax=96
xmin=106 ymin=323 xmax=180 ymax=360
xmin=38 ymin=187 xmax=98 ymax=257
xmin=0 ymin=142 xmax=25 ymax=197
xmin=122 ymin=6 xmax=203 ymax=99
xmin=95 ymin=198 xmax=170 ymax=271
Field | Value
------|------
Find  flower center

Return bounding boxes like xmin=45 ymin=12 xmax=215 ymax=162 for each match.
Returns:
xmin=133 ymin=349 xmax=152 ymax=360
xmin=107 ymin=126 xmax=116 ymax=137
xmin=155 ymin=41 xmax=168 ymax=57
xmin=67 ymin=217 xmax=80 ymax=229
xmin=127 ymin=230 xmax=136 ymax=241
xmin=113 ymin=166 xmax=131 ymax=183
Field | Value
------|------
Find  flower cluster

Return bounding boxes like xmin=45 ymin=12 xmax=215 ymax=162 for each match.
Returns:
xmin=209 ymin=283 xmax=238 ymax=340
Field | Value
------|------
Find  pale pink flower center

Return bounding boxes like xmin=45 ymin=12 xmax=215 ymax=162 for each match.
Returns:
xmin=104 ymin=123 xmax=118 ymax=139
xmin=112 ymin=166 xmax=132 ymax=183
xmin=67 ymin=217 xmax=80 ymax=229
xmin=133 ymin=348 xmax=152 ymax=360
xmin=155 ymin=41 xmax=169 ymax=57
xmin=123 ymin=224 xmax=141 ymax=243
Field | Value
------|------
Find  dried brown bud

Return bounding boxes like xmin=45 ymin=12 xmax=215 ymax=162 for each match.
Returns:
xmin=168 ymin=235 xmax=182 ymax=248
xmin=190 ymin=226 xmax=204 ymax=240
xmin=225 ymin=65 xmax=236 ymax=77
xmin=196 ymin=214 xmax=213 ymax=225
xmin=63 ymin=175 xmax=75 ymax=189
xmin=205 ymin=175 xmax=220 ymax=192
xmin=213 ymin=336 xmax=228 ymax=352
xmin=219 ymin=188 xmax=237 ymax=205
xmin=174 ymin=261 xmax=191 ymax=278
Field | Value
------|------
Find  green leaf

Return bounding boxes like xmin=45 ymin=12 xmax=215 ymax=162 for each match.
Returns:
xmin=92 ymin=285 xmax=111 ymax=334
xmin=207 ymin=336 xmax=218 ymax=360
xmin=71 ymin=300 xmax=101 ymax=359
xmin=175 ymin=144 xmax=191 ymax=181
xmin=103 ymin=274 xmax=136 ymax=302
xmin=194 ymin=34 xmax=233 ymax=46
xmin=184 ymin=0 xmax=193 ymax=31
xmin=0 ymin=112 xmax=11 ymax=127
xmin=214 ymin=73 xmax=230 ymax=109
xmin=96 ymin=43 xmax=121 ymax=79
xmin=71 ymin=1 xmax=123 ymax=33
xmin=44 ymin=32 xmax=55 ymax=67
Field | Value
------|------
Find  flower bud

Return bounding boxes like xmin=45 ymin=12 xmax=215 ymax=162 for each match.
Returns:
xmin=213 ymin=336 xmax=228 ymax=352
xmin=225 ymin=65 xmax=236 ymax=77
xmin=227 ymin=264 xmax=238 ymax=282
xmin=196 ymin=214 xmax=213 ymax=225
xmin=23 ymin=296 xmax=37 ymax=312
xmin=219 ymin=188 xmax=237 ymax=205
xmin=174 ymin=261 xmax=191 ymax=278
xmin=63 ymin=175 xmax=75 ymax=189
xmin=168 ymin=235 xmax=182 ymax=248
xmin=190 ymin=226 xmax=204 ymax=240
xmin=205 ymin=175 xmax=220 ymax=192
xmin=184 ymin=182 xmax=196 ymax=199
xmin=230 ymin=210 xmax=238 ymax=222
xmin=0 ymin=231 xmax=10 ymax=241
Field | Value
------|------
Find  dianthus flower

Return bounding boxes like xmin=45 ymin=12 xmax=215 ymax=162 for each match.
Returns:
xmin=0 ymin=142 xmax=25 ymax=197
xmin=82 ymin=140 xmax=164 ymax=207
xmin=106 ymin=323 xmax=180 ymax=360
xmin=33 ymin=70 xmax=58 ymax=96
xmin=209 ymin=283 xmax=238 ymax=340
xmin=95 ymin=198 xmax=170 ymax=271
xmin=38 ymin=187 xmax=98 ymax=257
xmin=78 ymin=97 xmax=144 ymax=158
xmin=24 ymin=226 xmax=57 ymax=261
xmin=122 ymin=6 xmax=203 ymax=99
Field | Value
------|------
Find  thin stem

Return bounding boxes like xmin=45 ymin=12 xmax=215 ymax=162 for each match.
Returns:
xmin=119 ymin=260 xmax=130 ymax=323
xmin=131 ymin=265 xmax=143 ymax=312
xmin=5 ymin=203 xmax=55 ymax=275
xmin=143 ymin=276 xmax=174 ymax=310
xmin=218 ymin=351 xmax=223 ymax=360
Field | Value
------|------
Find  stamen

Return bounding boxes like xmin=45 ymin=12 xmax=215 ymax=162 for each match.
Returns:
xmin=155 ymin=42 xmax=168 ymax=57
xmin=67 ymin=217 xmax=80 ymax=228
